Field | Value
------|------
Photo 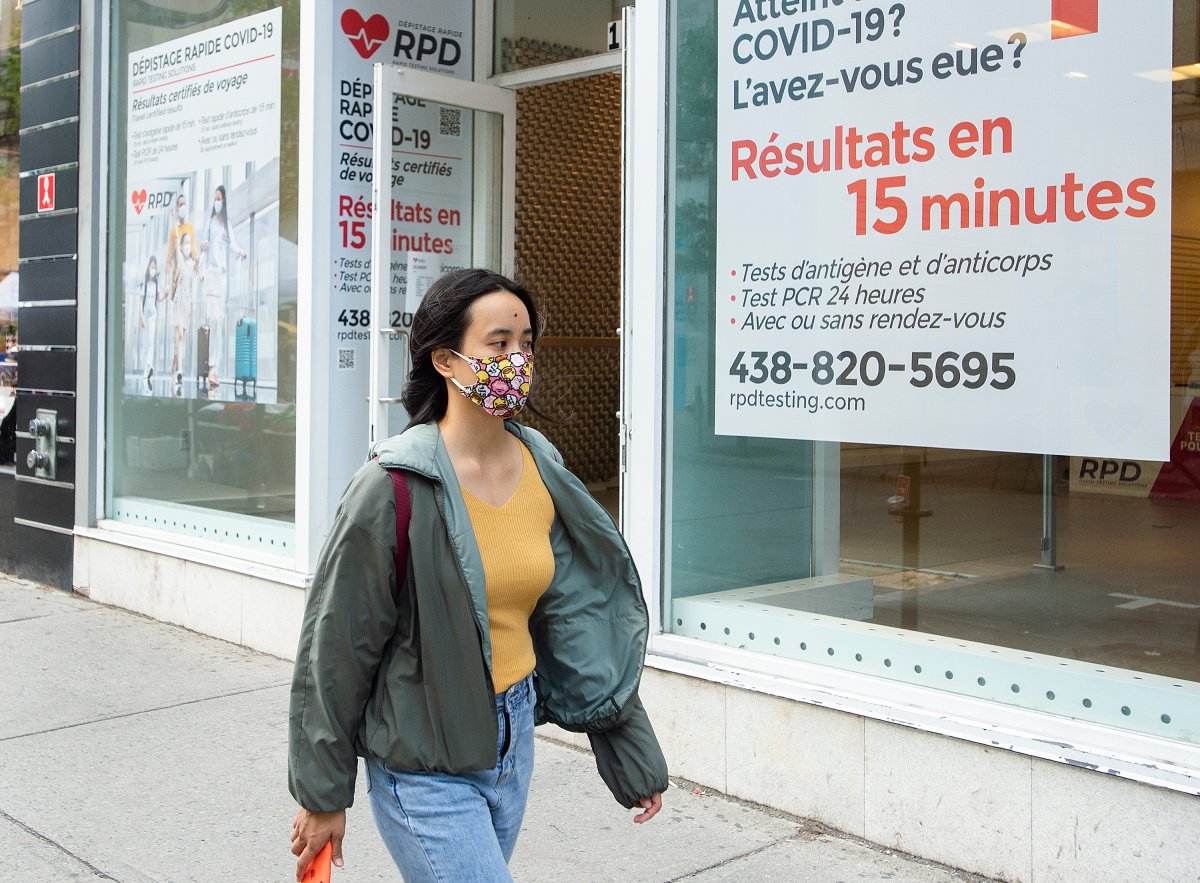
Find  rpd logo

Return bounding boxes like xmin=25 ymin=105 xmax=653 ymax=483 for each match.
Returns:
xmin=340 ymin=7 xmax=462 ymax=67
xmin=130 ymin=188 xmax=176 ymax=215
xmin=340 ymin=9 xmax=389 ymax=60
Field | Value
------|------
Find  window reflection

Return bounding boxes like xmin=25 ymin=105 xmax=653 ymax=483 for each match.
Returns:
xmin=107 ymin=0 xmax=298 ymax=548
xmin=665 ymin=0 xmax=1200 ymax=736
xmin=493 ymin=0 xmax=633 ymax=74
xmin=0 ymin=0 xmax=19 ymax=469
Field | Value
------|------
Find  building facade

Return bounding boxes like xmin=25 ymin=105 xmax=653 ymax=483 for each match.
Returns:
xmin=3 ymin=2 xmax=1199 ymax=879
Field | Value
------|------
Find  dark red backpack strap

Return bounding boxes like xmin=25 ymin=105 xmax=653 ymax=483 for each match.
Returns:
xmin=387 ymin=469 xmax=411 ymax=582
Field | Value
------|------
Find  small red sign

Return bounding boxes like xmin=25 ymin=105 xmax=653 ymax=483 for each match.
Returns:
xmin=37 ymin=172 xmax=55 ymax=212
xmin=1150 ymin=397 xmax=1200 ymax=502
xmin=1052 ymin=0 xmax=1098 ymax=39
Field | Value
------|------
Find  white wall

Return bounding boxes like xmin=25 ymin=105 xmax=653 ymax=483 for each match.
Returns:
xmin=77 ymin=533 xmax=1200 ymax=881
xmin=74 ymin=535 xmax=305 ymax=660
xmin=576 ymin=668 xmax=1200 ymax=883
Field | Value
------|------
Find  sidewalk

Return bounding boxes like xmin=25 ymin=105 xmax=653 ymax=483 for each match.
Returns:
xmin=1 ymin=574 xmax=996 ymax=882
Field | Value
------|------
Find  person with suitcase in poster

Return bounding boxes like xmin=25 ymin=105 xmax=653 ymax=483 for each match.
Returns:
xmin=200 ymin=184 xmax=247 ymax=390
xmin=165 ymin=189 xmax=197 ymax=390
xmin=170 ymin=228 xmax=200 ymax=397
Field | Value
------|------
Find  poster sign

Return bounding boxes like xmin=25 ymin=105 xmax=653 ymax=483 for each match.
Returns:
xmin=330 ymin=1 xmax=472 ymax=368
xmin=1071 ymin=393 xmax=1200 ymax=499
xmin=122 ymin=8 xmax=282 ymax=402
xmin=715 ymin=0 xmax=1171 ymax=460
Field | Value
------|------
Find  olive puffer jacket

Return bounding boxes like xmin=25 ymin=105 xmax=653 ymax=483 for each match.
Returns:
xmin=288 ymin=421 xmax=668 ymax=812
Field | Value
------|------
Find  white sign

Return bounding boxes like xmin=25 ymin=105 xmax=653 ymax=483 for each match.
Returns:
xmin=1070 ymin=392 xmax=1200 ymax=499
xmin=322 ymin=1 xmax=473 ymax=513
xmin=406 ymin=251 xmax=436 ymax=314
xmin=715 ymin=0 xmax=1171 ymax=460
xmin=123 ymin=9 xmax=282 ymax=401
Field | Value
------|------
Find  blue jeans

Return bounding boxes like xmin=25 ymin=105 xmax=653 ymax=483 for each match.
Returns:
xmin=366 ymin=674 xmax=536 ymax=881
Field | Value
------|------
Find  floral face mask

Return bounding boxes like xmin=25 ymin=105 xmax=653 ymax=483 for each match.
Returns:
xmin=450 ymin=349 xmax=533 ymax=418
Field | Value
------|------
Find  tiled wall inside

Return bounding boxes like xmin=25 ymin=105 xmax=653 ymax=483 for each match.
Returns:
xmin=515 ymin=73 xmax=622 ymax=486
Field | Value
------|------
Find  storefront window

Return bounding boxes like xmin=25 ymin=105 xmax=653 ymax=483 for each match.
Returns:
xmin=665 ymin=0 xmax=1200 ymax=743
xmin=493 ymin=0 xmax=633 ymax=75
xmin=0 ymin=0 xmax=18 ymax=467
xmin=106 ymin=1 xmax=299 ymax=552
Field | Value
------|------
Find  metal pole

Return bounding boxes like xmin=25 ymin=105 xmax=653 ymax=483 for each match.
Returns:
xmin=901 ymin=447 xmax=922 ymax=629
xmin=1034 ymin=454 xmax=1065 ymax=571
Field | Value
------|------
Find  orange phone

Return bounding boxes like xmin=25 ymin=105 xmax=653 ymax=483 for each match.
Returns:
xmin=301 ymin=841 xmax=332 ymax=883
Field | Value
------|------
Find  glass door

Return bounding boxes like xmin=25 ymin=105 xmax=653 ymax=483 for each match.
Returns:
xmin=368 ymin=64 xmax=515 ymax=445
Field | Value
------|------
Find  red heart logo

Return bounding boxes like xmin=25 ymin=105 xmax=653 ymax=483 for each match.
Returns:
xmin=131 ymin=189 xmax=148 ymax=215
xmin=341 ymin=10 xmax=389 ymax=60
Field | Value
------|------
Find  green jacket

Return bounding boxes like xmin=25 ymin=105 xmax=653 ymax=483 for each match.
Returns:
xmin=288 ymin=421 xmax=668 ymax=812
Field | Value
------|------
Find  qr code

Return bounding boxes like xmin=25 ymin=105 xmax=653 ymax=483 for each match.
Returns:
xmin=337 ymin=348 xmax=356 ymax=371
xmin=439 ymin=106 xmax=461 ymax=137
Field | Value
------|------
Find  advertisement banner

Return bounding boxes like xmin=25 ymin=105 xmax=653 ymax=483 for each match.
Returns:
xmin=1071 ymin=393 xmax=1200 ymax=499
xmin=329 ymin=1 xmax=472 ymax=408
xmin=714 ymin=1 xmax=1171 ymax=460
xmin=122 ymin=8 xmax=283 ymax=402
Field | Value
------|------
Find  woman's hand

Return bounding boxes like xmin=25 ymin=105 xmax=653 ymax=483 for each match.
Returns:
xmin=290 ymin=807 xmax=346 ymax=881
xmin=632 ymin=792 xmax=662 ymax=824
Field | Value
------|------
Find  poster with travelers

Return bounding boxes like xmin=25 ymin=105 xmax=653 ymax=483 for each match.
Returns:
xmin=121 ymin=8 xmax=283 ymax=402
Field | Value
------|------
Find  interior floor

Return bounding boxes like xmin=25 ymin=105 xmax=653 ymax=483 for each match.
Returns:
xmin=839 ymin=451 xmax=1200 ymax=681
xmin=667 ymin=435 xmax=1200 ymax=683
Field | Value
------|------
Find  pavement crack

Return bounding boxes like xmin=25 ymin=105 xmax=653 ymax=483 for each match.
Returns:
xmin=666 ymin=832 xmax=799 ymax=881
xmin=0 ymin=682 xmax=290 ymax=743
xmin=1 ymin=608 xmax=110 ymax=627
xmin=0 ymin=807 xmax=121 ymax=880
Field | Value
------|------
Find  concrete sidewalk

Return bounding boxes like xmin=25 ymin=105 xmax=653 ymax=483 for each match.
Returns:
xmin=0 ymin=575 xmax=995 ymax=882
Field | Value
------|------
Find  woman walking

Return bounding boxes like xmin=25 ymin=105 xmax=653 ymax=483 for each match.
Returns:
xmin=289 ymin=269 xmax=667 ymax=881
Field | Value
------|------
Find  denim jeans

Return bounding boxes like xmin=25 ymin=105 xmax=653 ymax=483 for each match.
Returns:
xmin=366 ymin=674 xmax=536 ymax=882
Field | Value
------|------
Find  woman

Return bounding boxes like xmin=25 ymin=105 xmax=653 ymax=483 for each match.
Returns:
xmin=289 ymin=269 xmax=667 ymax=881
xmin=200 ymin=184 xmax=246 ymax=388
xmin=165 ymin=189 xmax=197 ymax=386
xmin=169 ymin=229 xmax=199 ymax=392
xmin=137 ymin=256 xmax=164 ymax=392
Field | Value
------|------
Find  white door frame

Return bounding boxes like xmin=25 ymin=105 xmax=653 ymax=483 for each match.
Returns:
xmin=368 ymin=64 xmax=517 ymax=447
xmin=622 ymin=2 xmax=668 ymax=633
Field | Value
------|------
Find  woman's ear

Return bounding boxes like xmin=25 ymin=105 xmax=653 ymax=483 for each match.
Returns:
xmin=430 ymin=347 xmax=457 ymax=380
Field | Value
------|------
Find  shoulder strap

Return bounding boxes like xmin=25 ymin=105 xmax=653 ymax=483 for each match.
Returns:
xmin=387 ymin=469 xmax=411 ymax=582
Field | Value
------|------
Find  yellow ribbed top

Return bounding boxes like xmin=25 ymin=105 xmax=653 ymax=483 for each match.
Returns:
xmin=461 ymin=443 xmax=556 ymax=693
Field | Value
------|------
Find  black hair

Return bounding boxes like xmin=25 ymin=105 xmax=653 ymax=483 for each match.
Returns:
xmin=209 ymin=184 xmax=228 ymax=226
xmin=403 ymin=268 xmax=542 ymax=428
